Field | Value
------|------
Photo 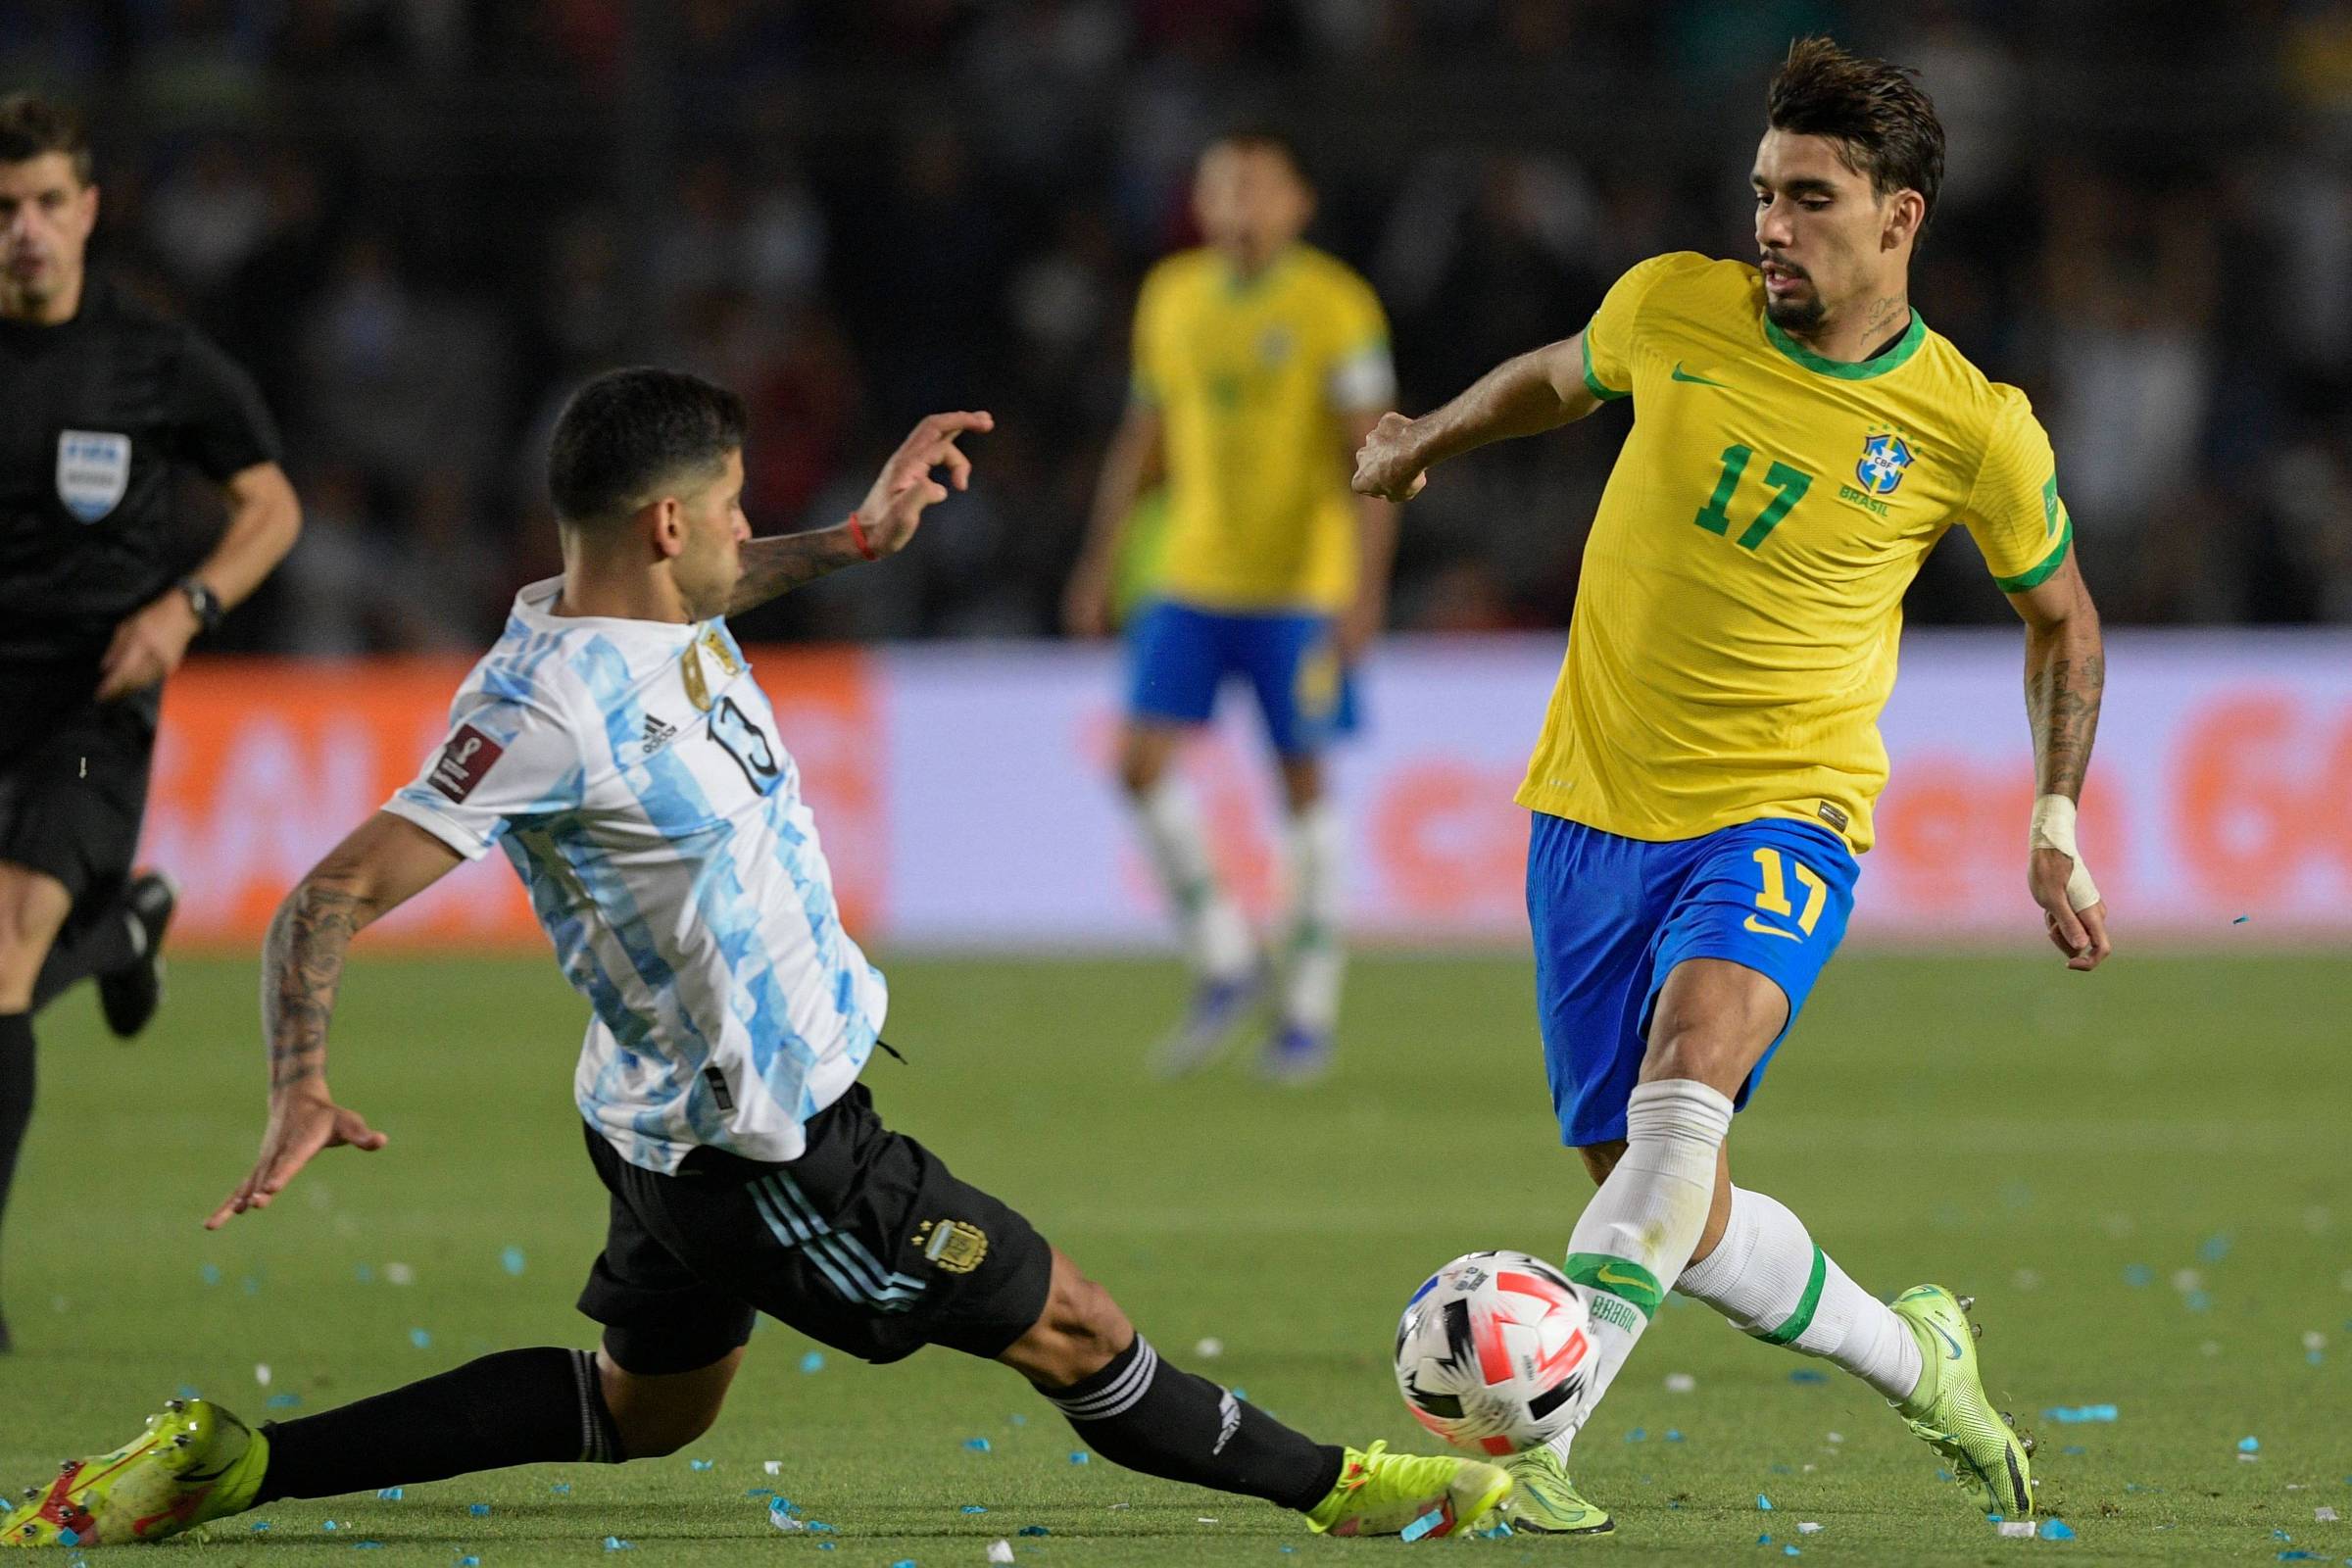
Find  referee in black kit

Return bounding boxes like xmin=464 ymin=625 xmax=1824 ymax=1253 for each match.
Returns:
xmin=0 ymin=94 xmax=301 ymax=1349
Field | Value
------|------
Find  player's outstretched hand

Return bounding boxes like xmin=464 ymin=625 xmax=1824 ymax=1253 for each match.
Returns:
xmin=1351 ymin=412 xmax=1428 ymax=502
xmin=206 ymin=1092 xmax=388 ymax=1230
xmin=855 ymin=411 xmax=994 ymax=559
xmin=2030 ymin=846 xmax=2113 ymax=972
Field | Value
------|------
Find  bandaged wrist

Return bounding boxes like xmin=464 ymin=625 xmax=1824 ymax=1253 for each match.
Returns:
xmin=2029 ymin=793 xmax=2101 ymax=912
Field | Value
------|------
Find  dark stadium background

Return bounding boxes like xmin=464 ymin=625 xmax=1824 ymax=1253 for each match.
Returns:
xmin=9 ymin=0 xmax=2342 ymax=655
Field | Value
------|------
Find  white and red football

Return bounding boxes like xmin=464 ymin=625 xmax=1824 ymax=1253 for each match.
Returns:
xmin=1393 ymin=1250 xmax=1592 ymax=1456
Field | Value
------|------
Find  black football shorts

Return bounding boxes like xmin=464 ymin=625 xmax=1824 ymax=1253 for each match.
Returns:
xmin=0 ymin=662 xmax=158 ymax=906
xmin=577 ymin=1079 xmax=1054 ymax=1376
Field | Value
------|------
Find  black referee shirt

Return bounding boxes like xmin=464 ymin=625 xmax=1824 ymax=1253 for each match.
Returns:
xmin=0 ymin=274 xmax=281 ymax=663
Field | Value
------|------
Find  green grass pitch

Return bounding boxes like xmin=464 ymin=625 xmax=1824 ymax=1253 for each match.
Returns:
xmin=4 ymin=952 xmax=2346 ymax=1564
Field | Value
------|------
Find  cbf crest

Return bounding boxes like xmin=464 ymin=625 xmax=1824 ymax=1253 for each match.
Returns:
xmin=56 ymin=429 xmax=131 ymax=523
xmin=1855 ymin=428 xmax=1915 ymax=497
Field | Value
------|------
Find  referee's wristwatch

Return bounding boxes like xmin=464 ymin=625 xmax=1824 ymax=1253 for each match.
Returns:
xmin=177 ymin=575 xmax=223 ymax=634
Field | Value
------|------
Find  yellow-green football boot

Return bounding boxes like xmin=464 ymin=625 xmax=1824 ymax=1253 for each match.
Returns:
xmin=1499 ymin=1443 xmax=1614 ymax=1535
xmin=1889 ymin=1285 xmax=2035 ymax=1517
xmin=1303 ymin=1441 xmax=1513 ymax=1540
xmin=1 ymin=1397 xmax=269 ymax=1547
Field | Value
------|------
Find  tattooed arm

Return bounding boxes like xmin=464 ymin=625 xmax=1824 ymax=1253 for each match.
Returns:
xmin=725 ymin=525 xmax=872 ymax=615
xmin=207 ymin=812 xmax=462 ymax=1228
xmin=2008 ymin=551 xmax=2114 ymax=971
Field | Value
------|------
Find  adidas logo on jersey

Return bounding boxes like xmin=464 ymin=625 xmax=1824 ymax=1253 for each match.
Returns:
xmin=640 ymin=713 xmax=679 ymax=755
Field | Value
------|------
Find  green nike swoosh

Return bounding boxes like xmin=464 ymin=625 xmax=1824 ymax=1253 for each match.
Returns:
xmin=1671 ymin=363 xmax=1729 ymax=387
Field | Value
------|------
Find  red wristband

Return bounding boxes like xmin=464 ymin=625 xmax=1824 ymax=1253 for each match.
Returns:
xmin=846 ymin=511 xmax=878 ymax=562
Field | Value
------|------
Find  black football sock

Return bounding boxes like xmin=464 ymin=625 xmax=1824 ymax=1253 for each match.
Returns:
xmin=29 ymin=895 xmax=141 ymax=1014
xmin=253 ymin=1348 xmax=622 ymax=1504
xmin=0 ymin=1011 xmax=32 ymax=1338
xmin=1037 ymin=1336 xmax=1345 ymax=1512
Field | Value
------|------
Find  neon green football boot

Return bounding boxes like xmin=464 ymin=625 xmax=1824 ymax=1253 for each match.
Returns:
xmin=1499 ymin=1443 xmax=1614 ymax=1534
xmin=1889 ymin=1285 xmax=2035 ymax=1517
xmin=1303 ymin=1441 xmax=1512 ymax=1540
xmin=1 ymin=1397 xmax=270 ymax=1547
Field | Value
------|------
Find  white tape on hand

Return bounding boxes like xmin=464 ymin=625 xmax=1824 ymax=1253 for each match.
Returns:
xmin=2028 ymin=793 xmax=2101 ymax=913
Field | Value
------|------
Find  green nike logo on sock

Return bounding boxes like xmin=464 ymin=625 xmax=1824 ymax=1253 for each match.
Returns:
xmin=1564 ymin=1252 xmax=1665 ymax=1319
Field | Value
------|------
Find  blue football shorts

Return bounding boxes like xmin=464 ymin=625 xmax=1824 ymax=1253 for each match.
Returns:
xmin=1124 ymin=598 xmax=1360 ymax=758
xmin=1526 ymin=810 xmax=1859 ymax=1148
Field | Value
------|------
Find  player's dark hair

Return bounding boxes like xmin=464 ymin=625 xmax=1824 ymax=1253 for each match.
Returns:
xmin=1766 ymin=36 xmax=1944 ymax=239
xmin=1204 ymin=122 xmax=1311 ymax=186
xmin=0 ymin=92 xmax=92 ymax=184
xmin=547 ymin=367 xmax=746 ymax=529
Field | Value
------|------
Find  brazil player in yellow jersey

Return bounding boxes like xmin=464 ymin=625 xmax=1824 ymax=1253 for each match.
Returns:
xmin=1353 ymin=40 xmax=2111 ymax=1536
xmin=1066 ymin=130 xmax=1396 ymax=1084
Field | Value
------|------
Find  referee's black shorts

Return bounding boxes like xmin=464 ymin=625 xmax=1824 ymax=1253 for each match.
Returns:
xmin=0 ymin=661 xmax=159 ymax=906
xmin=577 ymin=1080 xmax=1055 ymax=1376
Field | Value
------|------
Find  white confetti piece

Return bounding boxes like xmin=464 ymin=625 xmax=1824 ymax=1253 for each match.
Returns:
xmin=988 ymin=1542 xmax=1014 ymax=1565
xmin=1195 ymin=1338 xmax=1223 ymax=1358
xmin=385 ymin=1262 xmax=415 ymax=1287
xmin=764 ymin=1461 xmax=783 ymax=1476
xmin=1664 ymin=1372 xmax=1696 ymax=1394
xmin=1997 ymin=1521 xmax=2035 ymax=1538
xmin=255 ymin=1364 xmax=271 ymax=1388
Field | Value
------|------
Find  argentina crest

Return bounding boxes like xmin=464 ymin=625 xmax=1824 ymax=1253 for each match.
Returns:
xmin=1855 ymin=429 xmax=1915 ymax=497
xmin=56 ymin=429 xmax=132 ymax=522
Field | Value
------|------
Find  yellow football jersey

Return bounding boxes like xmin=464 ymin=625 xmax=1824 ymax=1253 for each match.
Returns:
xmin=1130 ymin=244 xmax=1394 ymax=612
xmin=1516 ymin=252 xmax=2074 ymax=853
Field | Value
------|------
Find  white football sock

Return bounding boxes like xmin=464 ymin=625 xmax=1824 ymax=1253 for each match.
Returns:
xmin=1277 ymin=800 xmax=1346 ymax=1032
xmin=1547 ymin=1079 xmax=1734 ymax=1456
xmin=1674 ymin=1186 xmax=1924 ymax=1403
xmin=1133 ymin=777 xmax=1254 ymax=980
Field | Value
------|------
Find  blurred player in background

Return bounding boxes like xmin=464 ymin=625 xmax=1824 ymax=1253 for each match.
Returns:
xmin=1354 ymin=39 xmax=2109 ymax=1536
xmin=0 ymin=94 xmax=299 ymax=1353
xmin=1065 ymin=130 xmax=1396 ymax=1084
xmin=2 ymin=370 xmax=1511 ymax=1547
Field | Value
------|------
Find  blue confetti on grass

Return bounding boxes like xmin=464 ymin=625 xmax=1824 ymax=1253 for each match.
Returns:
xmin=241 ymin=1276 xmax=261 ymax=1296
xmin=1758 ymin=1494 xmax=1775 ymax=1510
xmin=1666 ymin=1430 xmax=1685 ymax=1443
xmin=2276 ymin=1552 xmax=2320 ymax=1562
xmin=376 ymin=1488 xmax=403 ymax=1500
xmin=2123 ymin=1264 xmax=2153 ymax=1287
xmin=2038 ymin=1519 xmax=2076 ymax=1541
xmin=501 ymin=1247 xmax=526 ymax=1276
xmin=963 ymin=1437 xmax=992 ymax=1452
xmin=1398 ymin=1506 xmax=1446 ymax=1543
xmin=747 ymin=1489 xmax=774 ymax=1499
xmin=468 ymin=1504 xmax=490 ymax=1517
xmin=2184 ymin=1291 xmax=2212 ymax=1313
xmin=689 ymin=1459 xmax=713 ymax=1472
xmin=960 ymin=1504 xmax=988 ymax=1514
xmin=605 ymin=1539 xmax=633 ymax=1551
xmin=1017 ymin=1525 xmax=1051 ymax=1537
xmin=2200 ymin=1234 xmax=2233 ymax=1263
xmin=2062 ymin=1446 xmax=2086 ymax=1456
xmin=889 ymin=1559 xmax=916 ymax=1568
xmin=1785 ymin=1548 xmax=1801 ymax=1558
xmin=800 ymin=1351 xmax=826 ymax=1374
xmin=200 ymin=1264 xmax=221 ymax=1286
xmin=266 ymin=1394 xmax=302 ymax=1410
xmin=2273 ymin=1528 xmax=2292 ymax=1541
xmin=410 ymin=1329 xmax=433 ymax=1348
xmin=460 ymin=1558 xmax=480 ymax=1567
xmin=2240 ymin=1437 xmax=2262 ymax=1453
xmin=177 ymin=1385 xmax=201 ymax=1399
xmin=1008 ymin=1413 xmax=1027 ymax=1427
xmin=550 ymin=1483 xmax=570 ymax=1494
xmin=1068 ymin=1451 xmax=1089 ymax=1464
xmin=2042 ymin=1405 xmax=2118 ymax=1424
xmin=250 ymin=1522 xmax=270 ymax=1533
xmin=354 ymin=1264 xmax=374 ymax=1284
xmin=355 ymin=1543 xmax=384 ymax=1550
xmin=1788 ymin=1369 xmax=1828 ymax=1385
xmin=1626 ymin=1428 xmax=1646 ymax=1443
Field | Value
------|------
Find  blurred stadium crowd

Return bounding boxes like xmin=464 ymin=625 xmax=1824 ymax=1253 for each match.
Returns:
xmin=8 ymin=0 xmax=2350 ymax=649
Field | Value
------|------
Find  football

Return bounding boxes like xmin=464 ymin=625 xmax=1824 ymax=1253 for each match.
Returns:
xmin=1393 ymin=1250 xmax=1592 ymax=1456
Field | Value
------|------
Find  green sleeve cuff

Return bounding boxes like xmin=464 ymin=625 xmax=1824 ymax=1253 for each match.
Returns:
xmin=1580 ymin=325 xmax=1629 ymax=402
xmin=1991 ymin=517 xmax=2073 ymax=593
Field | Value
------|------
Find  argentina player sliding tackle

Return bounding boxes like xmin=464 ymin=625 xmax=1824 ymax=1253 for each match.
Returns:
xmin=2 ymin=369 xmax=1510 ymax=1548
xmin=1353 ymin=39 xmax=2110 ymax=1535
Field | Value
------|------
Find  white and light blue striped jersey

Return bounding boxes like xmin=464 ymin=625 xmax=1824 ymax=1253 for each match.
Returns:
xmin=384 ymin=577 xmax=885 ymax=1175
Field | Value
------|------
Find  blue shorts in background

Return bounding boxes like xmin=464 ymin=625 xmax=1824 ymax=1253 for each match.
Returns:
xmin=1125 ymin=599 xmax=1360 ymax=758
xmin=1526 ymin=811 xmax=1859 ymax=1148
